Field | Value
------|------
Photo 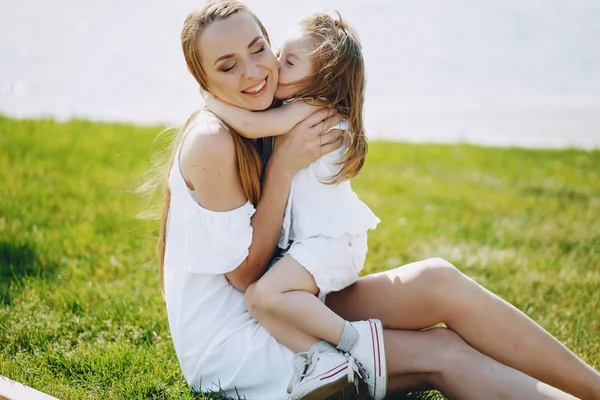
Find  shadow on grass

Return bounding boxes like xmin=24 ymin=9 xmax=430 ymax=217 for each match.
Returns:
xmin=191 ymin=385 xmax=443 ymax=400
xmin=0 ymin=240 xmax=58 ymax=305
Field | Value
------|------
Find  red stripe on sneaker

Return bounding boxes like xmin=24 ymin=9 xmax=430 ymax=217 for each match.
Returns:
xmin=320 ymin=365 xmax=348 ymax=380
xmin=374 ymin=321 xmax=382 ymax=376
xmin=369 ymin=321 xmax=377 ymax=395
xmin=320 ymin=362 xmax=347 ymax=377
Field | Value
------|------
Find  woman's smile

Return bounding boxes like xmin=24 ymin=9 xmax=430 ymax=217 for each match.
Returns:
xmin=241 ymin=76 xmax=268 ymax=97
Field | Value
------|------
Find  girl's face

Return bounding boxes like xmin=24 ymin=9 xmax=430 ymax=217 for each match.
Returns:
xmin=198 ymin=12 xmax=278 ymax=111
xmin=275 ymin=26 xmax=315 ymax=100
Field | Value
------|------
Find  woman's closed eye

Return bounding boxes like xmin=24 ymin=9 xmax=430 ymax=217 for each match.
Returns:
xmin=252 ymin=46 xmax=265 ymax=55
xmin=222 ymin=46 xmax=265 ymax=73
xmin=222 ymin=63 xmax=236 ymax=73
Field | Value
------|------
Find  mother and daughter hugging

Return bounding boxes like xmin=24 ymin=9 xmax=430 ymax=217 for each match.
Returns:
xmin=157 ymin=1 xmax=600 ymax=399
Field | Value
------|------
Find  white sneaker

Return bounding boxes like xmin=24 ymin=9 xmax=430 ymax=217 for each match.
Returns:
xmin=346 ymin=319 xmax=387 ymax=400
xmin=287 ymin=343 xmax=357 ymax=400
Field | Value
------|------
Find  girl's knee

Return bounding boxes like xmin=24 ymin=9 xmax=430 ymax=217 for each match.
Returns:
xmin=246 ymin=279 xmax=279 ymax=313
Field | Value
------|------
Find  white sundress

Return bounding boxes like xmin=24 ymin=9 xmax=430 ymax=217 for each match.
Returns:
xmin=163 ymin=115 xmax=294 ymax=400
xmin=164 ymin=112 xmax=379 ymax=399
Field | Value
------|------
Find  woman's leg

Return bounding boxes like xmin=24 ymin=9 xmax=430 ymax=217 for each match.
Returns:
xmin=247 ymin=286 xmax=576 ymax=399
xmin=385 ymin=327 xmax=578 ymax=400
xmin=326 ymin=258 xmax=600 ymax=399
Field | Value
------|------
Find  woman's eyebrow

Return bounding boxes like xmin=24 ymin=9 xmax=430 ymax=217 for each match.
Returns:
xmin=213 ymin=36 xmax=264 ymax=66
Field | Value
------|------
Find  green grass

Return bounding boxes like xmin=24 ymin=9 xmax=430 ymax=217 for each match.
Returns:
xmin=0 ymin=114 xmax=598 ymax=399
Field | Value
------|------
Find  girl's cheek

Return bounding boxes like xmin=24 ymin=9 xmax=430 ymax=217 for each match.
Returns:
xmin=278 ymin=68 xmax=288 ymax=84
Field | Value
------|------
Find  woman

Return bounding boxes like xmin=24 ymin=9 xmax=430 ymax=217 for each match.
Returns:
xmin=160 ymin=1 xmax=600 ymax=399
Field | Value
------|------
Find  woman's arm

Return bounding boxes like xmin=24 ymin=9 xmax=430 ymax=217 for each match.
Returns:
xmin=181 ymin=110 xmax=345 ymax=291
xmin=180 ymin=124 xmax=287 ymax=291
xmin=205 ymin=95 xmax=321 ymax=138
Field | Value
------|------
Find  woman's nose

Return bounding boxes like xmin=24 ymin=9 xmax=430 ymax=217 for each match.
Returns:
xmin=243 ymin=61 xmax=260 ymax=80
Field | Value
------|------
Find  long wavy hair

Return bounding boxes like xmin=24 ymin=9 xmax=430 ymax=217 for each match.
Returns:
xmin=287 ymin=11 xmax=368 ymax=183
xmin=157 ymin=0 xmax=271 ymax=291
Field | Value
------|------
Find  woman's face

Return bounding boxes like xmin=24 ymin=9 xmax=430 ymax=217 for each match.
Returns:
xmin=275 ymin=25 xmax=315 ymax=100
xmin=198 ymin=12 xmax=278 ymax=111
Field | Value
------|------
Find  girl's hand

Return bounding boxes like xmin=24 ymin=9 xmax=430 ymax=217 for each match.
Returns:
xmin=202 ymin=91 xmax=217 ymax=112
xmin=271 ymin=108 xmax=345 ymax=177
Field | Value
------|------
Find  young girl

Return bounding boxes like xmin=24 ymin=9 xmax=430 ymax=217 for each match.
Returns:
xmin=206 ymin=11 xmax=386 ymax=400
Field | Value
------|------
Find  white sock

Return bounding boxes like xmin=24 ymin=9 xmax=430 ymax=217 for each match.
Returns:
xmin=336 ymin=321 xmax=359 ymax=353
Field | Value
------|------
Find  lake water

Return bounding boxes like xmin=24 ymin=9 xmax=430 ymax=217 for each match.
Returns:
xmin=2 ymin=0 xmax=600 ymax=148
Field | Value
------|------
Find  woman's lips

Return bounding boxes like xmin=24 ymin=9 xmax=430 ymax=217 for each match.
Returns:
xmin=241 ymin=76 xmax=268 ymax=98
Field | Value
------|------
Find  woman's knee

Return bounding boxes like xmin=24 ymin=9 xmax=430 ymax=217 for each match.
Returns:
xmin=421 ymin=327 xmax=494 ymax=392
xmin=421 ymin=327 xmax=477 ymax=375
xmin=416 ymin=257 xmax=466 ymax=291
xmin=385 ymin=327 xmax=476 ymax=385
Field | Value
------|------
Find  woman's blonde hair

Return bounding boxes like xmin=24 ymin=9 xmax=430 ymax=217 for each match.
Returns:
xmin=292 ymin=10 xmax=368 ymax=183
xmin=158 ymin=0 xmax=271 ymax=290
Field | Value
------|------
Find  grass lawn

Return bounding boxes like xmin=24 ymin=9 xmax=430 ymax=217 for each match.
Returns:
xmin=0 ymin=114 xmax=598 ymax=399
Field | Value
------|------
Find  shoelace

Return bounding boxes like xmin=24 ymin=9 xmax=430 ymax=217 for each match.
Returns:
xmin=345 ymin=353 xmax=368 ymax=392
xmin=287 ymin=352 xmax=318 ymax=394
xmin=287 ymin=351 xmax=361 ymax=395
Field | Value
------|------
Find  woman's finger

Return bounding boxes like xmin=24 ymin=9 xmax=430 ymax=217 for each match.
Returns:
xmin=320 ymin=128 xmax=345 ymax=146
xmin=320 ymin=135 xmax=344 ymax=156
xmin=305 ymin=108 xmax=337 ymax=129
xmin=315 ymin=113 xmax=344 ymax=134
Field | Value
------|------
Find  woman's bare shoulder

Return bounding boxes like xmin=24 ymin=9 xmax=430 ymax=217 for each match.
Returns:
xmin=179 ymin=113 xmax=245 ymax=210
xmin=181 ymin=115 xmax=234 ymax=159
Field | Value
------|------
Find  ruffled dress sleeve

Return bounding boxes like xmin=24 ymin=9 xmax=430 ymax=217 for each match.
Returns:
xmin=167 ymin=141 xmax=257 ymax=275
xmin=181 ymin=200 xmax=256 ymax=274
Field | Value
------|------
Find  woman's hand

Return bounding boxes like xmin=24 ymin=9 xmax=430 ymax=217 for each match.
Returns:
xmin=271 ymin=108 xmax=345 ymax=177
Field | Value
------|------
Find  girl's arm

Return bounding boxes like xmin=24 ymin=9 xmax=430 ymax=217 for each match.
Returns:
xmin=205 ymin=94 xmax=322 ymax=138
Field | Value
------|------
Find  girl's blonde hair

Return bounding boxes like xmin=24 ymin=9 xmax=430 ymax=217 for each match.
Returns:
xmin=158 ymin=0 xmax=271 ymax=290
xmin=292 ymin=11 xmax=368 ymax=183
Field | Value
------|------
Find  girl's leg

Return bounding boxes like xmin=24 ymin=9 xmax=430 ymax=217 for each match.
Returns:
xmin=246 ymin=255 xmax=347 ymax=344
xmin=385 ymin=327 xmax=578 ymax=400
xmin=244 ymin=282 xmax=318 ymax=353
xmin=245 ymin=279 xmax=369 ymax=400
xmin=326 ymin=258 xmax=600 ymax=399
xmin=247 ymin=256 xmax=389 ymax=397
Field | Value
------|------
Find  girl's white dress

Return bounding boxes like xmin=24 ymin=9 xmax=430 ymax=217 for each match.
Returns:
xmin=277 ymin=120 xmax=380 ymax=299
xmin=164 ymin=113 xmax=379 ymax=399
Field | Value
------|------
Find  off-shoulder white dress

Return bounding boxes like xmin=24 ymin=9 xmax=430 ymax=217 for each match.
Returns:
xmin=164 ymin=113 xmax=379 ymax=399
